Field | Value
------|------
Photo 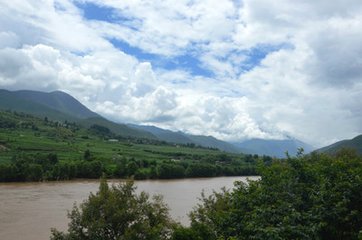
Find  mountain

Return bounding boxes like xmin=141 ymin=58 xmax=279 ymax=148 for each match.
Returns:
xmin=233 ymin=138 xmax=314 ymax=158
xmin=128 ymin=125 xmax=192 ymax=144
xmin=0 ymin=89 xmax=78 ymax=121
xmin=316 ymin=135 xmax=362 ymax=155
xmin=129 ymin=124 xmax=240 ymax=152
xmin=0 ymin=89 xmax=316 ymax=155
xmin=0 ymin=89 xmax=155 ymax=139
xmin=187 ymin=135 xmax=240 ymax=153
xmin=9 ymin=90 xmax=100 ymax=119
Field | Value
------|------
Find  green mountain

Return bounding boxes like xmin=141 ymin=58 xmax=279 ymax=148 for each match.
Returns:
xmin=128 ymin=124 xmax=193 ymax=144
xmin=0 ymin=89 xmax=78 ymax=121
xmin=316 ymin=135 xmax=362 ymax=155
xmin=187 ymin=135 xmax=240 ymax=153
xmin=9 ymin=90 xmax=100 ymax=119
xmin=128 ymin=124 xmax=240 ymax=153
xmin=0 ymin=89 xmax=155 ymax=139
xmin=233 ymin=138 xmax=314 ymax=158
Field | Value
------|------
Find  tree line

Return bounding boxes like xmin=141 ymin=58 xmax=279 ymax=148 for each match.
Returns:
xmin=0 ymin=150 xmax=257 ymax=182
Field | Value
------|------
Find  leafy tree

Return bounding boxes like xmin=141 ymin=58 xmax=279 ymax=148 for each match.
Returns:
xmin=50 ymin=179 xmax=175 ymax=240
xmin=187 ymin=150 xmax=362 ymax=239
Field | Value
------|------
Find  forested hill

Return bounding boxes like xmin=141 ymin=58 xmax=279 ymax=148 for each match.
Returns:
xmin=0 ymin=89 xmax=244 ymax=152
xmin=129 ymin=124 xmax=240 ymax=153
xmin=0 ymin=110 xmax=258 ymax=182
xmin=316 ymin=134 xmax=362 ymax=155
xmin=2 ymin=89 xmax=100 ymax=119
xmin=0 ymin=89 xmax=316 ymax=155
xmin=0 ymin=89 xmax=155 ymax=139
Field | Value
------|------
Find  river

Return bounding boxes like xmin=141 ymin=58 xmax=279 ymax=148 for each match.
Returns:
xmin=0 ymin=176 xmax=258 ymax=240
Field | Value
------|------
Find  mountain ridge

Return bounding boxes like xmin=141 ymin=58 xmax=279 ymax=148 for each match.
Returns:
xmin=0 ymin=89 xmax=155 ymax=139
xmin=128 ymin=124 xmax=240 ymax=153
xmin=316 ymin=135 xmax=362 ymax=155
xmin=233 ymin=138 xmax=314 ymax=158
xmin=0 ymin=89 xmax=319 ymax=155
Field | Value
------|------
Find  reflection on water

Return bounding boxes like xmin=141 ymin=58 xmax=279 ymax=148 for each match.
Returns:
xmin=0 ymin=176 xmax=258 ymax=240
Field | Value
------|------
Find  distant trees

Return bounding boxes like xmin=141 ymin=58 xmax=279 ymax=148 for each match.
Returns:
xmin=50 ymin=179 xmax=175 ymax=240
xmin=0 ymin=153 xmax=104 ymax=182
xmin=89 ymin=124 xmax=113 ymax=138
xmin=0 ymin=151 xmax=257 ymax=182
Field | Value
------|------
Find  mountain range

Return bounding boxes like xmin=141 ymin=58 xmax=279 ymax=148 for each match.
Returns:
xmin=234 ymin=138 xmax=314 ymax=158
xmin=4 ymin=89 xmax=351 ymax=157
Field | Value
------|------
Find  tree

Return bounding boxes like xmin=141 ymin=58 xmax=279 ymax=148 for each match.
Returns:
xmin=186 ymin=150 xmax=362 ymax=239
xmin=83 ymin=149 xmax=92 ymax=161
xmin=50 ymin=179 xmax=175 ymax=240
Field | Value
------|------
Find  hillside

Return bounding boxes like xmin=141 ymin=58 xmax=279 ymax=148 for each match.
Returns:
xmin=10 ymin=90 xmax=100 ymax=119
xmin=316 ymin=134 xmax=362 ymax=155
xmin=233 ymin=138 xmax=314 ymax=158
xmin=0 ymin=110 xmax=257 ymax=182
xmin=0 ymin=89 xmax=155 ymax=139
xmin=129 ymin=124 xmax=240 ymax=152
xmin=0 ymin=89 xmax=79 ymax=122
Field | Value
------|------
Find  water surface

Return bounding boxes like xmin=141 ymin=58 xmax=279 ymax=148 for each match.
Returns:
xmin=0 ymin=176 xmax=258 ymax=240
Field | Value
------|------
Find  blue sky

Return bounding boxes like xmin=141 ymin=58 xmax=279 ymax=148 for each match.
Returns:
xmin=1 ymin=0 xmax=362 ymax=146
xmin=75 ymin=1 xmax=275 ymax=78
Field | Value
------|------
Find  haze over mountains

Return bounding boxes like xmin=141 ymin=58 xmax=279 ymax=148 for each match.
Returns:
xmin=0 ymin=89 xmax=320 ymax=157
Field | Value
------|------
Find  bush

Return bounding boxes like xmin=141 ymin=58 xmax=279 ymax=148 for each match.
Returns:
xmin=188 ymin=150 xmax=362 ymax=239
xmin=51 ymin=179 xmax=175 ymax=240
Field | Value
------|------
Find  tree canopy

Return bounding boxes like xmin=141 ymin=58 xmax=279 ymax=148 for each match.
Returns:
xmin=187 ymin=149 xmax=362 ymax=240
xmin=51 ymin=179 xmax=175 ymax=240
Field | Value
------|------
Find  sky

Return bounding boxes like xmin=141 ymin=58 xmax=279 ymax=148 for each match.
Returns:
xmin=0 ymin=0 xmax=362 ymax=147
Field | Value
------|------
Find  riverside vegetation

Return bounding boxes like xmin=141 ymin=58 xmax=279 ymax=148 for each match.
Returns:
xmin=0 ymin=110 xmax=259 ymax=181
xmin=51 ymin=149 xmax=362 ymax=240
xmin=2 ymin=110 xmax=362 ymax=239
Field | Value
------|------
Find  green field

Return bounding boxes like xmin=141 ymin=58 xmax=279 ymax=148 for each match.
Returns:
xmin=0 ymin=111 xmax=259 ymax=181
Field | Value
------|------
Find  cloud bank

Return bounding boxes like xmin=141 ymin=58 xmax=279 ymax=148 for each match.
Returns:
xmin=1 ymin=0 xmax=362 ymax=147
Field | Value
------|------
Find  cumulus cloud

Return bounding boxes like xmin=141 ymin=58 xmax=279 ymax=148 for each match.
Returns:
xmin=0 ymin=0 xmax=362 ymax=147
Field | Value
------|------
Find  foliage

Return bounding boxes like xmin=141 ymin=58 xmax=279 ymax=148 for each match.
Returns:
xmin=50 ymin=178 xmax=175 ymax=240
xmin=47 ymin=149 xmax=362 ymax=239
xmin=186 ymin=149 xmax=362 ymax=239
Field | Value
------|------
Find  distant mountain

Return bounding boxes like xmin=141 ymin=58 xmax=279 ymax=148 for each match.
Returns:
xmin=316 ymin=135 xmax=362 ymax=155
xmin=10 ymin=90 xmax=100 ymax=119
xmin=233 ymin=138 xmax=314 ymax=158
xmin=129 ymin=124 xmax=240 ymax=153
xmin=187 ymin=135 xmax=240 ymax=153
xmin=0 ymin=89 xmax=72 ymax=120
xmin=0 ymin=89 xmax=155 ymax=139
xmin=128 ymin=125 xmax=192 ymax=144
xmin=0 ymin=89 xmax=317 ymax=155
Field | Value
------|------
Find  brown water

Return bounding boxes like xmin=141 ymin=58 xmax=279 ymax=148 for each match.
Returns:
xmin=0 ymin=176 xmax=258 ymax=240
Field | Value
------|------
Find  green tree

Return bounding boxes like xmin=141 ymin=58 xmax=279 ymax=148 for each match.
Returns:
xmin=83 ymin=149 xmax=92 ymax=161
xmin=187 ymin=150 xmax=362 ymax=240
xmin=50 ymin=179 xmax=175 ymax=240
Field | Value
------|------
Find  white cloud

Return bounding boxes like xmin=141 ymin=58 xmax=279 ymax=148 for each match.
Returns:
xmin=0 ymin=0 xmax=362 ymax=147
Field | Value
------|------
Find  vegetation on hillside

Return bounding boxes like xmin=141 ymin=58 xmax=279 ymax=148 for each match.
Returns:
xmin=0 ymin=110 xmax=259 ymax=182
xmin=316 ymin=134 xmax=362 ymax=155
xmin=51 ymin=149 xmax=362 ymax=239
